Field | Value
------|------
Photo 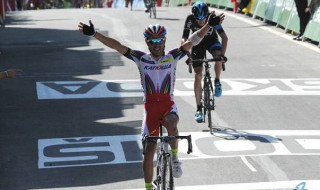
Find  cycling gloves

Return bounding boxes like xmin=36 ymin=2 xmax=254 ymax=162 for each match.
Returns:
xmin=82 ymin=20 xmax=96 ymax=36
xmin=207 ymin=13 xmax=225 ymax=28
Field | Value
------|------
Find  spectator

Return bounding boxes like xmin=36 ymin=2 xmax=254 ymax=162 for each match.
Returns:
xmin=231 ymin=0 xmax=251 ymax=13
xmin=293 ymin=0 xmax=317 ymax=40
xmin=143 ymin=0 xmax=150 ymax=12
xmin=0 ymin=69 xmax=22 ymax=79
xmin=238 ymin=0 xmax=251 ymax=13
xmin=103 ymin=0 xmax=113 ymax=8
xmin=231 ymin=0 xmax=239 ymax=13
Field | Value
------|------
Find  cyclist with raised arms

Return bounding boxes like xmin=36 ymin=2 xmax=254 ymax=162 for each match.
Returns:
xmin=78 ymin=13 xmax=224 ymax=190
xmin=181 ymin=2 xmax=228 ymax=123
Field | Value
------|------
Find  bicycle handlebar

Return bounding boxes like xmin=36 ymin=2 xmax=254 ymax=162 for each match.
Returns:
xmin=191 ymin=58 xmax=226 ymax=71
xmin=187 ymin=53 xmax=227 ymax=72
xmin=192 ymin=58 xmax=221 ymax=63
xmin=142 ymin=135 xmax=193 ymax=154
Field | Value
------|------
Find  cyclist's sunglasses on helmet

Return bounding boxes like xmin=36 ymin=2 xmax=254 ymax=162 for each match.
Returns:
xmin=147 ymin=38 xmax=165 ymax=45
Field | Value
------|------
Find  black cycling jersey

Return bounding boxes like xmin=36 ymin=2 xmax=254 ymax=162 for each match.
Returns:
xmin=182 ymin=14 xmax=225 ymax=67
xmin=182 ymin=14 xmax=224 ymax=42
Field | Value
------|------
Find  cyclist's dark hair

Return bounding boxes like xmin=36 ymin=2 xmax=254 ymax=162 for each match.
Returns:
xmin=192 ymin=2 xmax=209 ymax=20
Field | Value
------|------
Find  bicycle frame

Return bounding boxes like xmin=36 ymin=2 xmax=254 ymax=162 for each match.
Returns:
xmin=142 ymin=125 xmax=192 ymax=190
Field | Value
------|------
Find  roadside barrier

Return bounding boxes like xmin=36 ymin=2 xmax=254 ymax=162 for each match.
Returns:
xmin=0 ymin=0 xmax=17 ymax=25
xmin=204 ymin=0 xmax=320 ymax=47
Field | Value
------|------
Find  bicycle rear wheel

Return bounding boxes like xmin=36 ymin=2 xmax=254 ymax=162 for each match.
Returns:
xmin=161 ymin=155 xmax=174 ymax=190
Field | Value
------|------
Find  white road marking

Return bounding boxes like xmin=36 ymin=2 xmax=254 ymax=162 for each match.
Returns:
xmin=240 ymin=156 xmax=257 ymax=172
xmin=296 ymin=139 xmax=320 ymax=150
xmin=38 ymin=130 xmax=320 ymax=168
xmin=126 ymin=180 xmax=320 ymax=190
xmin=214 ymin=140 xmax=256 ymax=151
xmin=36 ymin=78 xmax=320 ymax=99
xmin=250 ymin=156 xmax=289 ymax=181
xmin=32 ymin=180 xmax=319 ymax=190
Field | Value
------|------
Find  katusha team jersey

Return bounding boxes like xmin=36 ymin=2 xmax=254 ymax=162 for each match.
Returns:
xmin=124 ymin=47 xmax=187 ymax=103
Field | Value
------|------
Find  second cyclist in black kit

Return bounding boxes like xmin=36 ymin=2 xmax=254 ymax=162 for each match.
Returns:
xmin=181 ymin=2 xmax=228 ymax=123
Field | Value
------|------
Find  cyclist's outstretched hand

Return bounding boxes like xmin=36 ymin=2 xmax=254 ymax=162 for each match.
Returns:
xmin=207 ymin=13 xmax=225 ymax=27
xmin=78 ymin=20 xmax=96 ymax=36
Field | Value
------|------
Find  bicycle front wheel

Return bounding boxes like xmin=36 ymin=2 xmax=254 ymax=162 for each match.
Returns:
xmin=203 ymin=78 xmax=214 ymax=131
xmin=161 ymin=155 xmax=174 ymax=190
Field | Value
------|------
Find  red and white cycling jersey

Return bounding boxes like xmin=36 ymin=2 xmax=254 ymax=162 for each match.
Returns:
xmin=124 ymin=47 xmax=187 ymax=136
xmin=124 ymin=47 xmax=187 ymax=103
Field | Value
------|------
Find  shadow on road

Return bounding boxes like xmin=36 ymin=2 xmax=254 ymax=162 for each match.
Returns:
xmin=0 ymin=11 xmax=144 ymax=190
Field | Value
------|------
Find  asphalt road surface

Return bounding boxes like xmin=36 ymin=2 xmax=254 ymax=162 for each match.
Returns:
xmin=1 ymin=5 xmax=320 ymax=190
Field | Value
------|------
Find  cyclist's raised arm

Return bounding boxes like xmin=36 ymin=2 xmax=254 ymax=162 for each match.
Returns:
xmin=219 ymin=31 xmax=228 ymax=57
xmin=181 ymin=13 xmax=225 ymax=52
xmin=181 ymin=15 xmax=192 ymax=45
xmin=78 ymin=20 xmax=129 ymax=55
xmin=181 ymin=23 xmax=210 ymax=52
xmin=94 ymin=32 xmax=128 ymax=55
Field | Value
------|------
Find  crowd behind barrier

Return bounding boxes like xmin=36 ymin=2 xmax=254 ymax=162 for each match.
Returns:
xmin=0 ymin=0 xmax=319 ymax=46
xmin=157 ymin=0 xmax=319 ymax=46
xmin=202 ymin=0 xmax=320 ymax=47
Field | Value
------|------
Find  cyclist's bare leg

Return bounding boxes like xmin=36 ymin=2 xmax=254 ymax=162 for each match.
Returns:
xmin=143 ymin=142 xmax=157 ymax=183
xmin=194 ymin=66 xmax=203 ymax=107
xmin=163 ymin=113 xmax=179 ymax=149
xmin=214 ymin=61 xmax=223 ymax=80
xmin=212 ymin=50 xmax=223 ymax=81
xmin=163 ymin=113 xmax=182 ymax=178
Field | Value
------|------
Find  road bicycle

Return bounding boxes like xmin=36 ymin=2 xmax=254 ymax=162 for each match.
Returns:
xmin=189 ymin=56 xmax=225 ymax=134
xmin=142 ymin=125 xmax=193 ymax=190
xmin=148 ymin=0 xmax=156 ymax=19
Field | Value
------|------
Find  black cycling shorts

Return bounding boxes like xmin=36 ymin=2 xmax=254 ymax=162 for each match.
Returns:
xmin=191 ymin=38 xmax=222 ymax=68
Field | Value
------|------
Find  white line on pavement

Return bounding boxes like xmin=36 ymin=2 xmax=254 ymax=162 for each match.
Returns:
xmin=126 ymin=180 xmax=320 ymax=190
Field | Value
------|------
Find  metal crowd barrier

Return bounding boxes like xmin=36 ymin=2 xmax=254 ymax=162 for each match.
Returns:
xmin=199 ymin=0 xmax=320 ymax=47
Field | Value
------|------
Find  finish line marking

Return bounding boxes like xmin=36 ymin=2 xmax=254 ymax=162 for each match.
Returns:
xmin=38 ymin=130 xmax=320 ymax=169
xmin=126 ymin=180 xmax=320 ymax=190
xmin=36 ymin=78 xmax=320 ymax=99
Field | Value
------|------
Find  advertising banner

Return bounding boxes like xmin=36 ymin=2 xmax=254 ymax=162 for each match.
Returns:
xmin=265 ymin=0 xmax=285 ymax=22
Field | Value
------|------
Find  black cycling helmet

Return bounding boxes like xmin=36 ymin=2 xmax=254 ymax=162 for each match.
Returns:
xmin=192 ymin=2 xmax=209 ymax=20
xmin=143 ymin=24 xmax=167 ymax=38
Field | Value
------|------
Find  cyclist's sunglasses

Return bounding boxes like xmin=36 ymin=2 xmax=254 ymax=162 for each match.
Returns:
xmin=147 ymin=38 xmax=165 ymax=45
xmin=195 ymin=15 xmax=206 ymax=21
